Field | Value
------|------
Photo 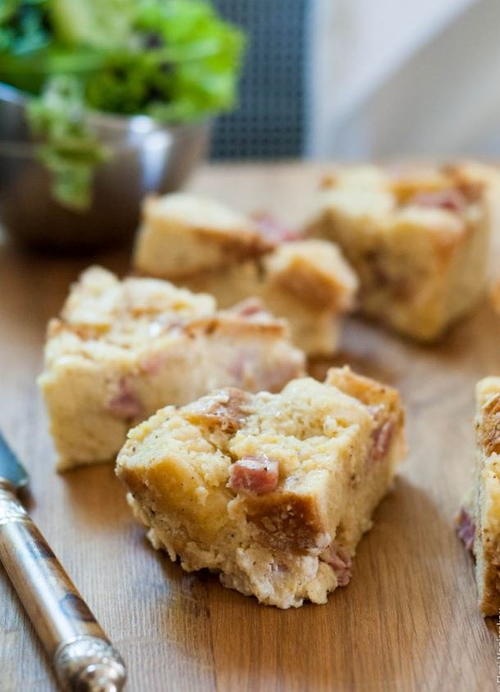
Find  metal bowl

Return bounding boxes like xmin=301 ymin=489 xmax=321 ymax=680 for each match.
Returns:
xmin=0 ymin=84 xmax=210 ymax=253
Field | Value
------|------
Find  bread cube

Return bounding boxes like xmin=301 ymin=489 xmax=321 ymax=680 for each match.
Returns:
xmin=133 ymin=193 xmax=358 ymax=356
xmin=306 ymin=163 xmax=498 ymax=341
xmin=134 ymin=193 xmax=272 ymax=280
xmin=39 ymin=267 xmax=304 ymax=470
xmin=457 ymin=377 xmax=500 ymax=615
xmin=116 ymin=366 xmax=406 ymax=608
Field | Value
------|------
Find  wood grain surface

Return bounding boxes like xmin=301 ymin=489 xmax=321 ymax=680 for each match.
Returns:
xmin=0 ymin=163 xmax=498 ymax=692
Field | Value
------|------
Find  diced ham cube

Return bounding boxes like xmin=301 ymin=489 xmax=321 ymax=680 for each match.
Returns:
xmin=107 ymin=378 xmax=143 ymax=419
xmin=139 ymin=352 xmax=166 ymax=375
xmin=408 ymin=188 xmax=467 ymax=214
xmin=369 ymin=419 xmax=395 ymax=465
xmin=230 ymin=298 xmax=270 ymax=320
xmin=185 ymin=388 xmax=251 ymax=434
xmin=228 ymin=454 xmax=279 ymax=494
xmin=252 ymin=213 xmax=302 ymax=244
xmin=456 ymin=507 xmax=475 ymax=553
xmin=320 ymin=543 xmax=352 ymax=586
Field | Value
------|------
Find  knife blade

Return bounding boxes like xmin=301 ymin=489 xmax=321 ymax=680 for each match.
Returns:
xmin=0 ymin=430 xmax=28 ymax=489
xmin=0 ymin=430 xmax=126 ymax=691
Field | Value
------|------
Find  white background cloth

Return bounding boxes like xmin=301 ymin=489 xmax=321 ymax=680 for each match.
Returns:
xmin=307 ymin=0 xmax=500 ymax=159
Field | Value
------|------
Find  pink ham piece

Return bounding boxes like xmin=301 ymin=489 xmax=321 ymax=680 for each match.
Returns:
xmin=139 ymin=352 xmax=167 ymax=376
xmin=408 ymin=188 xmax=467 ymax=214
xmin=228 ymin=454 xmax=279 ymax=494
xmin=252 ymin=213 xmax=302 ymax=245
xmin=230 ymin=298 xmax=270 ymax=319
xmin=107 ymin=378 xmax=143 ymax=419
xmin=147 ymin=315 xmax=184 ymax=338
xmin=456 ymin=507 xmax=476 ymax=553
xmin=370 ymin=419 xmax=395 ymax=465
xmin=320 ymin=544 xmax=352 ymax=586
xmin=185 ymin=388 xmax=251 ymax=434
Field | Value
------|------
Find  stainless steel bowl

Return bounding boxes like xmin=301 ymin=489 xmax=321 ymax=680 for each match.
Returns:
xmin=0 ymin=84 xmax=210 ymax=253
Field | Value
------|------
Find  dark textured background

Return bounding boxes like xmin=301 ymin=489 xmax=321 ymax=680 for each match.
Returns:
xmin=211 ymin=0 xmax=309 ymax=159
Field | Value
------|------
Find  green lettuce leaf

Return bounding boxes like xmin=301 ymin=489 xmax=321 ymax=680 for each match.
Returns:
xmin=0 ymin=0 xmax=244 ymax=210
xmin=49 ymin=0 xmax=136 ymax=49
xmin=27 ymin=75 xmax=109 ymax=210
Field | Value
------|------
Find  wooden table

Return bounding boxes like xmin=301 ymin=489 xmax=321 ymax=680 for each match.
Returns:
xmin=0 ymin=163 xmax=498 ymax=691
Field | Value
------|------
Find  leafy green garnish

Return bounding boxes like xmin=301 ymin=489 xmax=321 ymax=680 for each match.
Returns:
xmin=0 ymin=0 xmax=244 ymax=118
xmin=0 ymin=1 xmax=50 ymax=55
xmin=0 ymin=1 xmax=244 ymax=209
xmin=50 ymin=0 xmax=136 ymax=50
xmin=27 ymin=75 xmax=108 ymax=210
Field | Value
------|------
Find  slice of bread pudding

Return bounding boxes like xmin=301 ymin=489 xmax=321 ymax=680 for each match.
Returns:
xmin=134 ymin=193 xmax=273 ymax=280
xmin=116 ymin=367 xmax=406 ymax=608
xmin=457 ymin=377 xmax=500 ymax=615
xmin=133 ymin=194 xmax=358 ymax=356
xmin=306 ymin=162 xmax=498 ymax=341
xmin=39 ymin=267 xmax=304 ymax=470
xmin=184 ymin=240 xmax=358 ymax=356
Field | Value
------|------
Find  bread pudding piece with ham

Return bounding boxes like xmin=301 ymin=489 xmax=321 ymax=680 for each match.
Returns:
xmin=134 ymin=193 xmax=274 ymax=280
xmin=185 ymin=239 xmax=358 ymax=356
xmin=39 ymin=267 xmax=304 ymax=470
xmin=457 ymin=377 xmax=500 ymax=616
xmin=306 ymin=162 xmax=499 ymax=341
xmin=116 ymin=366 xmax=406 ymax=608
xmin=133 ymin=193 xmax=358 ymax=356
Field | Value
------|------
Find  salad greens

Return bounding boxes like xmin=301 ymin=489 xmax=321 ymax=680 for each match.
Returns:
xmin=27 ymin=76 xmax=109 ymax=210
xmin=0 ymin=0 xmax=244 ymax=209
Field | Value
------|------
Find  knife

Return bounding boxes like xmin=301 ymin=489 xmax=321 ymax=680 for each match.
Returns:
xmin=0 ymin=431 xmax=126 ymax=691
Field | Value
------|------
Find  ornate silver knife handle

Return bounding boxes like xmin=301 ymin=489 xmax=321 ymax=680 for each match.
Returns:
xmin=0 ymin=480 xmax=126 ymax=691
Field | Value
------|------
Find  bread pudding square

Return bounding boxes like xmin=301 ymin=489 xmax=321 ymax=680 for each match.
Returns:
xmin=457 ymin=377 xmax=500 ymax=615
xmin=133 ymin=192 xmax=358 ymax=356
xmin=116 ymin=366 xmax=406 ymax=608
xmin=306 ymin=163 xmax=498 ymax=341
xmin=39 ymin=267 xmax=304 ymax=470
xmin=134 ymin=193 xmax=272 ymax=280
xmin=261 ymin=239 xmax=358 ymax=311
xmin=183 ymin=240 xmax=358 ymax=356
xmin=186 ymin=267 xmax=346 ymax=358
xmin=260 ymin=240 xmax=358 ymax=355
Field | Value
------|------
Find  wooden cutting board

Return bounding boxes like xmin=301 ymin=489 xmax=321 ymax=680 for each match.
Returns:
xmin=0 ymin=163 xmax=497 ymax=692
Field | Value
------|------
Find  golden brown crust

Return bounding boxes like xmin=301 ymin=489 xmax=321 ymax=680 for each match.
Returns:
xmin=477 ymin=394 xmax=500 ymax=456
xmin=117 ymin=466 xmax=147 ymax=499
xmin=160 ymin=229 xmax=271 ymax=280
xmin=471 ymin=378 xmax=500 ymax=615
xmin=480 ymin=534 xmax=500 ymax=615
xmin=184 ymin=313 xmax=287 ymax=339
xmin=142 ymin=194 xmax=273 ymax=280
xmin=184 ymin=388 xmax=252 ymax=434
xmin=326 ymin=366 xmax=403 ymax=419
xmin=243 ymin=491 xmax=327 ymax=554
xmin=268 ymin=266 xmax=336 ymax=309
xmin=264 ymin=244 xmax=356 ymax=311
xmin=326 ymin=367 xmax=407 ymax=469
